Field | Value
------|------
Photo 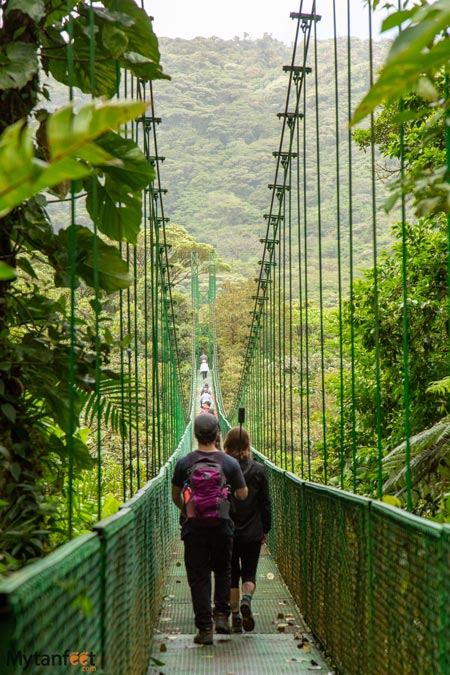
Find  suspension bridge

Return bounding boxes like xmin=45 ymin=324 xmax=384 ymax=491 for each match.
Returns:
xmin=0 ymin=1 xmax=449 ymax=674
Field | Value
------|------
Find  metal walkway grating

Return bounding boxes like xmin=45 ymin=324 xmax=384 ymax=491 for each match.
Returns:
xmin=148 ymin=543 xmax=333 ymax=674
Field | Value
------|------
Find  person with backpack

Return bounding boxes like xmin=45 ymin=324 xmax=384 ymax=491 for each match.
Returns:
xmin=171 ymin=414 xmax=248 ymax=645
xmin=223 ymin=426 xmax=272 ymax=633
xmin=199 ymin=391 xmax=213 ymax=409
xmin=200 ymin=382 xmax=211 ymax=395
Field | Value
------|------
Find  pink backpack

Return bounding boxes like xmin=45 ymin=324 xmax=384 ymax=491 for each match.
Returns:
xmin=183 ymin=452 xmax=230 ymax=526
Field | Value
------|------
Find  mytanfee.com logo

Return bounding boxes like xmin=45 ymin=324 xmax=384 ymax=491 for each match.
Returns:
xmin=7 ymin=650 xmax=97 ymax=671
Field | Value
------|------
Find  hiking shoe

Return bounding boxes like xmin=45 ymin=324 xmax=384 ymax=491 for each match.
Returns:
xmin=232 ymin=613 xmax=243 ymax=633
xmin=193 ymin=628 xmax=213 ymax=645
xmin=240 ymin=598 xmax=255 ymax=632
xmin=213 ymin=613 xmax=231 ymax=634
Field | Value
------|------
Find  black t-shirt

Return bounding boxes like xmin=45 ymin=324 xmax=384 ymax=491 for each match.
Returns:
xmin=230 ymin=458 xmax=272 ymax=542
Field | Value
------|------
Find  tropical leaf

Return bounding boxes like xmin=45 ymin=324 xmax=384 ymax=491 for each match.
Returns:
xmin=54 ymin=226 xmax=132 ymax=293
xmin=79 ymin=375 xmax=148 ymax=439
xmin=352 ymin=2 xmax=450 ymax=125
xmin=383 ymin=418 xmax=450 ymax=495
xmin=0 ymin=42 xmax=39 ymax=90
xmin=5 ymin=0 xmax=45 ymax=22
xmin=0 ymin=262 xmax=16 ymax=280
xmin=0 ymin=100 xmax=146 ymax=217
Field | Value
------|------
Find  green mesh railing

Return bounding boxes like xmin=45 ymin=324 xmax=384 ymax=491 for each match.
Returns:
xmin=262 ymin=462 xmax=450 ymax=675
xmin=0 ymin=535 xmax=102 ymax=674
xmin=0 ymin=425 xmax=191 ymax=675
xmin=213 ymin=333 xmax=450 ymax=675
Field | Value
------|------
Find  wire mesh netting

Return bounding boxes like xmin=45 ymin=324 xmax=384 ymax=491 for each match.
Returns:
xmin=0 ymin=535 xmax=102 ymax=674
xmin=246 ymin=451 xmax=450 ymax=675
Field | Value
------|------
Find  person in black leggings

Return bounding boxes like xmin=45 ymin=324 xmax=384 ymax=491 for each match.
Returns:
xmin=223 ymin=426 xmax=272 ymax=632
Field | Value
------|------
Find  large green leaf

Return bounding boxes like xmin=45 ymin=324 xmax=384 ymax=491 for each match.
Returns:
xmin=67 ymin=18 xmax=123 ymax=98
xmin=101 ymin=23 xmax=129 ymax=58
xmin=121 ymin=51 xmax=168 ymax=81
xmin=55 ymin=226 xmax=131 ymax=293
xmin=352 ymin=2 xmax=450 ymax=125
xmin=0 ymin=42 xmax=39 ymax=90
xmin=5 ymin=0 xmax=45 ymax=22
xmin=0 ymin=121 xmax=44 ymax=213
xmin=84 ymin=132 xmax=153 ymax=242
xmin=87 ymin=180 xmax=142 ymax=244
xmin=40 ymin=26 xmax=71 ymax=83
xmin=95 ymin=131 xmax=154 ymax=191
xmin=0 ymin=100 xmax=146 ymax=217
xmin=0 ymin=262 xmax=16 ymax=281
xmin=102 ymin=0 xmax=161 ymax=65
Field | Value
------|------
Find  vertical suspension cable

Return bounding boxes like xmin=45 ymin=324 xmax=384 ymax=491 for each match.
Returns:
xmin=347 ymin=1 xmax=357 ymax=492
xmin=118 ymin=239 xmax=127 ymax=498
xmin=313 ymin=18 xmax=327 ymax=484
xmin=399 ymin=105 xmax=412 ymax=510
xmin=277 ymin=189 xmax=284 ymax=466
xmin=302 ymin=62 xmax=311 ymax=481
xmin=126 ymin=243 xmax=133 ymax=495
xmin=88 ymin=0 xmax=102 ymax=519
xmin=367 ymin=2 xmax=383 ymax=500
xmin=397 ymin=0 xmax=412 ymax=510
xmin=144 ymin=198 xmax=150 ymax=480
xmin=296 ymin=102 xmax=305 ymax=479
xmin=66 ymin=1 xmax=75 ymax=539
xmin=133 ymin=241 xmax=141 ymax=489
xmin=288 ymin=149 xmax=294 ymax=472
xmin=282 ymin=180 xmax=288 ymax=469
xmin=333 ymin=0 xmax=345 ymax=489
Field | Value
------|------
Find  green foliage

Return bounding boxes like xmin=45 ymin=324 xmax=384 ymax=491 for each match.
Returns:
xmin=39 ymin=0 xmax=169 ymax=99
xmin=215 ymin=278 xmax=257 ymax=410
xmin=165 ymin=223 xmax=230 ymax=288
xmin=353 ymin=1 xmax=450 ymax=124
xmin=320 ymin=1 xmax=450 ymax=516
xmin=78 ymin=376 xmax=147 ymax=440
xmin=0 ymin=0 xmax=168 ymax=574
xmin=383 ymin=418 xmax=450 ymax=521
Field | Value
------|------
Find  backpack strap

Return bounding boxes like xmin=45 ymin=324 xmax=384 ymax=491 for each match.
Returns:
xmin=187 ymin=450 xmax=227 ymax=480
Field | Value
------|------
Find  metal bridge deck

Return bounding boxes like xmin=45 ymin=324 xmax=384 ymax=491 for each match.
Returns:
xmin=148 ymin=542 xmax=332 ymax=674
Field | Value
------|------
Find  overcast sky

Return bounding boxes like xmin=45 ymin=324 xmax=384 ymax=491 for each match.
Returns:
xmin=145 ymin=1 xmax=389 ymax=44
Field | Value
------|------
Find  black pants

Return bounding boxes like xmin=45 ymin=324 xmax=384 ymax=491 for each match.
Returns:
xmin=231 ymin=539 xmax=262 ymax=587
xmin=183 ymin=526 xmax=233 ymax=630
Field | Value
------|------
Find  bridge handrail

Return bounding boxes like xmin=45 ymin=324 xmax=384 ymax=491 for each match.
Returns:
xmin=0 ymin=421 xmax=192 ymax=675
xmin=211 ymin=350 xmax=449 ymax=675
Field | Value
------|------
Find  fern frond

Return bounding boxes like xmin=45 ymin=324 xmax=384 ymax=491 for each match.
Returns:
xmin=383 ymin=417 xmax=450 ymax=495
xmin=77 ymin=376 xmax=148 ymax=440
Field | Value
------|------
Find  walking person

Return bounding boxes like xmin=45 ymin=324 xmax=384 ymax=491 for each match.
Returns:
xmin=223 ymin=426 xmax=272 ymax=633
xmin=199 ymin=391 xmax=213 ymax=409
xmin=200 ymin=359 xmax=209 ymax=380
xmin=171 ymin=414 xmax=248 ymax=645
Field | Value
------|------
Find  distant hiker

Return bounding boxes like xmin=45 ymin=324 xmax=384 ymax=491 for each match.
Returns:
xmin=171 ymin=414 xmax=248 ymax=645
xmin=199 ymin=392 xmax=213 ymax=409
xmin=200 ymin=360 xmax=209 ymax=380
xmin=200 ymin=353 xmax=208 ymax=363
xmin=200 ymin=403 xmax=216 ymax=416
xmin=223 ymin=426 xmax=271 ymax=633
xmin=201 ymin=382 xmax=211 ymax=395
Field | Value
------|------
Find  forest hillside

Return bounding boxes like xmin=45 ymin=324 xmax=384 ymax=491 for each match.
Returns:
xmin=152 ymin=35 xmax=390 ymax=291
